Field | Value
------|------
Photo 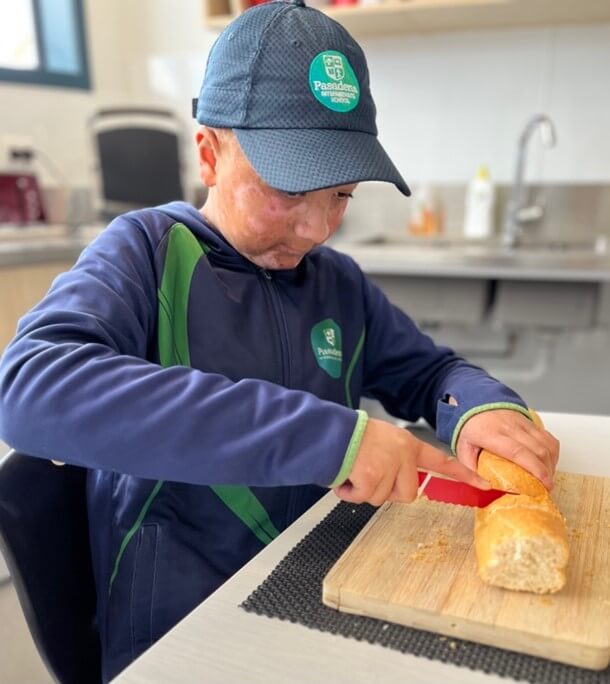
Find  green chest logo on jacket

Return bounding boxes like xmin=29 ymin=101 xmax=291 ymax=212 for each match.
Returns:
xmin=310 ymin=319 xmax=342 ymax=378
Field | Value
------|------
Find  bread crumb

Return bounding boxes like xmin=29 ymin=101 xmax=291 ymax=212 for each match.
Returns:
xmin=438 ymin=636 xmax=447 ymax=642
xmin=448 ymin=641 xmax=458 ymax=650
xmin=408 ymin=533 xmax=452 ymax=561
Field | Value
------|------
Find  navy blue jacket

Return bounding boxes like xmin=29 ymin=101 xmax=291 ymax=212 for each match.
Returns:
xmin=0 ymin=202 xmax=527 ymax=681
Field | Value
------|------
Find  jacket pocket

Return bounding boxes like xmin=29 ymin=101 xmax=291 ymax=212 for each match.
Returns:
xmin=129 ymin=523 xmax=159 ymax=660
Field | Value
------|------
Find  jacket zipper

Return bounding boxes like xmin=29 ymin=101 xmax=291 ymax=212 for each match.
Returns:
xmin=259 ymin=268 xmax=292 ymax=389
xmin=259 ymin=267 xmax=298 ymax=526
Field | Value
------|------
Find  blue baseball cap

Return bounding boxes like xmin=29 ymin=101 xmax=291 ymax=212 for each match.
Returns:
xmin=194 ymin=0 xmax=410 ymax=196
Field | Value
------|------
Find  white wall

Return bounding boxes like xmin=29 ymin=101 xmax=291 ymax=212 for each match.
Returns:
xmin=0 ymin=0 xmax=135 ymax=186
xmin=0 ymin=0 xmax=214 ymax=189
xmin=110 ymin=0 xmax=217 ymax=188
xmin=363 ymin=24 xmax=610 ymax=185
xmin=99 ymin=7 xmax=610 ymax=188
xmin=2 ymin=1 xmax=610 ymax=191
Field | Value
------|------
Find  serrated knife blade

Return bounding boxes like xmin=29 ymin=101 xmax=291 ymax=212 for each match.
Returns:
xmin=417 ymin=471 xmax=510 ymax=508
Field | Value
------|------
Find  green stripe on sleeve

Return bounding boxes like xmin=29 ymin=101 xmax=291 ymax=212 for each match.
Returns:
xmin=450 ymin=402 xmax=533 ymax=454
xmin=330 ymin=409 xmax=368 ymax=488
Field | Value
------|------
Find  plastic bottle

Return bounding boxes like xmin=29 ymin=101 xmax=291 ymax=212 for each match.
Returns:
xmin=408 ymin=184 xmax=443 ymax=237
xmin=463 ymin=165 xmax=495 ymax=239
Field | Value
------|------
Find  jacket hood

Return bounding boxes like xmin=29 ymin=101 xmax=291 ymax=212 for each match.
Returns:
xmin=157 ymin=201 xmax=241 ymax=258
xmin=156 ymin=201 xmax=312 ymax=281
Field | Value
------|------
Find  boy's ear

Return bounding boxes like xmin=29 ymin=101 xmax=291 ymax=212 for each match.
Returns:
xmin=195 ymin=127 xmax=221 ymax=187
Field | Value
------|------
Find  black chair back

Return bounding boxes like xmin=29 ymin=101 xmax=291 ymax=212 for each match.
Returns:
xmin=89 ymin=106 xmax=185 ymax=220
xmin=0 ymin=450 xmax=101 ymax=684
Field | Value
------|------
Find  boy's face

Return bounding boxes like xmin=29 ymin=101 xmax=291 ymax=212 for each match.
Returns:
xmin=197 ymin=128 xmax=356 ymax=270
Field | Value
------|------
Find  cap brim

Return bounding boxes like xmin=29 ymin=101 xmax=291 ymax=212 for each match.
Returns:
xmin=233 ymin=128 xmax=410 ymax=197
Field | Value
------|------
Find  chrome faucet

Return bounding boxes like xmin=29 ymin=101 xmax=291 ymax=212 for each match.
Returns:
xmin=502 ymin=114 xmax=557 ymax=248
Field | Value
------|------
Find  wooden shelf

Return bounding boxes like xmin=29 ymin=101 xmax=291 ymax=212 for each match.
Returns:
xmin=203 ymin=0 xmax=610 ymax=38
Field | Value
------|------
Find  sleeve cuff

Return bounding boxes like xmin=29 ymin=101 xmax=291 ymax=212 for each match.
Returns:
xmin=449 ymin=402 xmax=532 ymax=454
xmin=329 ymin=409 xmax=368 ymax=488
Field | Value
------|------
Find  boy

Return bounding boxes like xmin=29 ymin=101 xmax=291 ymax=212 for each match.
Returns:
xmin=0 ymin=1 xmax=558 ymax=680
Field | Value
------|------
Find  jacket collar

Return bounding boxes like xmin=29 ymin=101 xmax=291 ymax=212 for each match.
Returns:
xmin=160 ymin=201 xmax=309 ymax=282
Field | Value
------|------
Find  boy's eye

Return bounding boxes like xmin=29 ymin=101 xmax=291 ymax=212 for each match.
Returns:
xmin=279 ymin=189 xmax=354 ymax=199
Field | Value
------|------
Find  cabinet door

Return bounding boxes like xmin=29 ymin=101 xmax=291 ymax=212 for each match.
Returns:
xmin=0 ymin=262 xmax=73 ymax=351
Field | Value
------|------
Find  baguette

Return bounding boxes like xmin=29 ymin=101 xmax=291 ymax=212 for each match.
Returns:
xmin=474 ymin=429 xmax=569 ymax=594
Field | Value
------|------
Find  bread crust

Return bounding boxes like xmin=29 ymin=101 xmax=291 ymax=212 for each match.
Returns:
xmin=475 ymin=448 xmax=569 ymax=594
xmin=478 ymin=450 xmax=547 ymax=498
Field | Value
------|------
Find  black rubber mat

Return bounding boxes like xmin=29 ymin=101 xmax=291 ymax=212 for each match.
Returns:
xmin=241 ymin=501 xmax=609 ymax=684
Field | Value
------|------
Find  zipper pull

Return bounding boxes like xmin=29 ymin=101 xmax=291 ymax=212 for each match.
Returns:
xmin=260 ymin=268 xmax=272 ymax=280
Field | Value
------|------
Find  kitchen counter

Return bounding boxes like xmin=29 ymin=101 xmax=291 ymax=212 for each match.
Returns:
xmin=0 ymin=223 xmax=106 ymax=267
xmin=113 ymin=411 xmax=610 ymax=684
xmin=0 ymin=237 xmax=90 ymax=267
xmin=3 ymin=227 xmax=610 ymax=282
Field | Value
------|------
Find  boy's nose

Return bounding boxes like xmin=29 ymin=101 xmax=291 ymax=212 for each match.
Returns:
xmin=294 ymin=204 xmax=332 ymax=245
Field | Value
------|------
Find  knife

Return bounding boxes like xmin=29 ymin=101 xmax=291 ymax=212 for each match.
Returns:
xmin=417 ymin=470 xmax=510 ymax=508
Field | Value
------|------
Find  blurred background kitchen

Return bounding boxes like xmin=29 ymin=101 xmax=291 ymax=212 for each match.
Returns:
xmin=1 ymin=0 xmax=610 ymax=681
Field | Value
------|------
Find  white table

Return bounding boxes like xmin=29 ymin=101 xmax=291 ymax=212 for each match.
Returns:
xmin=113 ymin=412 xmax=610 ymax=684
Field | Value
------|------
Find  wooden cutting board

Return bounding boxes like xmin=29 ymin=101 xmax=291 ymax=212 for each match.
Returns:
xmin=323 ymin=471 xmax=610 ymax=670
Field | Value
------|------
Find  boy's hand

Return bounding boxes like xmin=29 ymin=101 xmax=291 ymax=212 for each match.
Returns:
xmin=333 ymin=417 xmax=491 ymax=506
xmin=455 ymin=409 xmax=559 ymax=490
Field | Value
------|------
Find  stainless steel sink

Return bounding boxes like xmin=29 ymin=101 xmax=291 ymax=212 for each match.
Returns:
xmin=340 ymin=233 xmax=609 ymax=265
xmin=356 ymin=234 xmax=608 ymax=253
xmin=329 ymin=232 xmax=610 ymax=276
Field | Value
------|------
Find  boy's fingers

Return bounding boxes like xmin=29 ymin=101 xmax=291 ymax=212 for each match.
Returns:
xmin=475 ymin=432 xmax=553 ymax=488
xmin=544 ymin=430 xmax=560 ymax=468
xmin=333 ymin=481 xmax=363 ymax=503
xmin=388 ymin=469 xmax=420 ymax=503
xmin=367 ymin=470 xmax=397 ymax=506
xmin=456 ymin=442 xmax=480 ymax=473
xmin=416 ymin=441 xmax=491 ymax=489
xmin=511 ymin=425 xmax=556 ymax=478
xmin=519 ymin=421 xmax=560 ymax=471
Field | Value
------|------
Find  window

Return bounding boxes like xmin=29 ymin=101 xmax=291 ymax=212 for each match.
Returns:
xmin=0 ymin=0 xmax=90 ymax=89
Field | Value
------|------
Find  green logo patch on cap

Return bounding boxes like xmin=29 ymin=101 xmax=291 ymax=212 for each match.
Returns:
xmin=309 ymin=51 xmax=360 ymax=113
xmin=311 ymin=319 xmax=342 ymax=378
